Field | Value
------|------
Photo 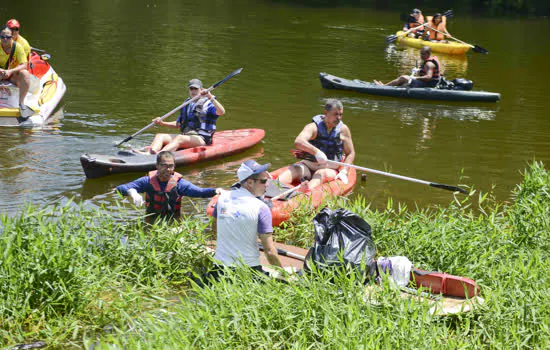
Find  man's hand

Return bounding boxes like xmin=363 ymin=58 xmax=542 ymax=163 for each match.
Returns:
xmin=315 ymin=150 xmax=328 ymax=165
xmin=127 ymin=188 xmax=144 ymax=207
xmin=215 ymin=188 xmax=226 ymax=195
xmin=0 ymin=69 xmax=8 ymax=80
xmin=335 ymin=170 xmax=349 ymax=185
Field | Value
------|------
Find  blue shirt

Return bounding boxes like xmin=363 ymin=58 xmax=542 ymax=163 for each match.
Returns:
xmin=116 ymin=175 xmax=216 ymax=198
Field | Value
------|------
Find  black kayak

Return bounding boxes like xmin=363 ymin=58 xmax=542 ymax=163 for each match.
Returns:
xmin=319 ymin=72 xmax=500 ymax=102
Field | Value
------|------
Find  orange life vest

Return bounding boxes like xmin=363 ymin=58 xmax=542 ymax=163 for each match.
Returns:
xmin=409 ymin=15 xmax=425 ymax=34
xmin=420 ymin=56 xmax=441 ymax=82
xmin=426 ymin=16 xmax=447 ymax=41
xmin=145 ymin=170 xmax=183 ymax=222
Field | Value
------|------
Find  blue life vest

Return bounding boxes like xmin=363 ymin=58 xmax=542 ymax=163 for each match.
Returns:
xmin=309 ymin=115 xmax=343 ymax=161
xmin=179 ymin=98 xmax=218 ymax=138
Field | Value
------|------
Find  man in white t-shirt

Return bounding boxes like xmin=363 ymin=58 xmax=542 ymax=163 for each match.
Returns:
xmin=213 ymin=159 xmax=282 ymax=275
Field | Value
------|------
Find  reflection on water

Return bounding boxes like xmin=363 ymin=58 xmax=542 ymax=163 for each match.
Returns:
xmin=385 ymin=44 xmax=469 ymax=77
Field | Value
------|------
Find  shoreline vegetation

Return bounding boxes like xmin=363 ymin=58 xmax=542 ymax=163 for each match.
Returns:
xmin=1 ymin=162 xmax=549 ymax=348
xmin=273 ymin=0 xmax=549 ymax=17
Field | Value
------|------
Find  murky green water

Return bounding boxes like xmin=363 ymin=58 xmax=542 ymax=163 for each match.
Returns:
xmin=1 ymin=1 xmax=549 ymax=218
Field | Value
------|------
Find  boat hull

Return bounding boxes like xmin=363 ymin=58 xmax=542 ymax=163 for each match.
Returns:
xmin=80 ymin=128 xmax=265 ymax=178
xmin=206 ymin=163 xmax=357 ymax=226
xmin=396 ymin=31 xmax=471 ymax=55
xmin=0 ymin=52 xmax=66 ymax=127
xmin=320 ymin=72 xmax=500 ymax=102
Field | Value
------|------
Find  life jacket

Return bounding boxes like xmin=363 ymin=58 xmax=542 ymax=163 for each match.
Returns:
xmin=426 ymin=16 xmax=447 ymax=41
xmin=309 ymin=115 xmax=344 ymax=162
xmin=420 ymin=56 xmax=441 ymax=82
xmin=179 ymin=97 xmax=217 ymax=139
xmin=409 ymin=15 xmax=425 ymax=35
xmin=145 ymin=171 xmax=183 ymax=222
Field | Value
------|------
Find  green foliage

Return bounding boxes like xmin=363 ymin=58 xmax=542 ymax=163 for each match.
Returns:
xmin=1 ymin=162 xmax=550 ymax=348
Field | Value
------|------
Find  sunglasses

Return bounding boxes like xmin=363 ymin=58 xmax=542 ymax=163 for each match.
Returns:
xmin=0 ymin=35 xmax=12 ymax=39
xmin=253 ymin=178 xmax=268 ymax=184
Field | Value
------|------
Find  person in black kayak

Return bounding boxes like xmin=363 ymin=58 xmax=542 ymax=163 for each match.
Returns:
xmin=115 ymin=151 xmax=223 ymax=223
xmin=374 ymin=46 xmax=441 ymax=88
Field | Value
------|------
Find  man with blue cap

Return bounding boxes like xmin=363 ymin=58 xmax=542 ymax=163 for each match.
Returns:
xmin=212 ymin=159 xmax=282 ymax=274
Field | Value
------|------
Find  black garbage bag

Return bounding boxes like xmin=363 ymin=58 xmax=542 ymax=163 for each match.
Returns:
xmin=304 ymin=207 xmax=377 ymax=280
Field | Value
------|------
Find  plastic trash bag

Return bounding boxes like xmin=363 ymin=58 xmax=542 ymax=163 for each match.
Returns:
xmin=377 ymin=256 xmax=413 ymax=287
xmin=304 ymin=207 xmax=377 ymax=279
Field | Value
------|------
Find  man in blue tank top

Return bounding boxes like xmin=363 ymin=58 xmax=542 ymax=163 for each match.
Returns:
xmin=139 ymin=78 xmax=226 ymax=154
xmin=277 ymin=99 xmax=356 ymax=190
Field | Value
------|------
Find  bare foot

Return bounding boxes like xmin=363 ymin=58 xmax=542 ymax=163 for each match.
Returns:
xmin=374 ymin=80 xmax=384 ymax=86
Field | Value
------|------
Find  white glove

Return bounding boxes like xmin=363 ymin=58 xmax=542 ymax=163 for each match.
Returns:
xmin=315 ymin=150 xmax=328 ymax=165
xmin=127 ymin=188 xmax=144 ymax=207
xmin=335 ymin=171 xmax=349 ymax=185
xmin=215 ymin=188 xmax=227 ymax=195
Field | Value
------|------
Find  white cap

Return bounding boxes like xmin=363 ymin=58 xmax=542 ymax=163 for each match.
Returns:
xmin=237 ymin=159 xmax=270 ymax=182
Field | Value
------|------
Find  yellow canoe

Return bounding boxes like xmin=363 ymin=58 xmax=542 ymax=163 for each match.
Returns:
xmin=395 ymin=31 xmax=470 ymax=55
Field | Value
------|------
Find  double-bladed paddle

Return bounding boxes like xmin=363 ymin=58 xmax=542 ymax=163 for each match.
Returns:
xmin=291 ymin=149 xmax=468 ymax=194
xmin=114 ymin=67 xmax=244 ymax=147
xmin=424 ymin=25 xmax=488 ymax=54
xmin=387 ymin=9 xmax=453 ymax=44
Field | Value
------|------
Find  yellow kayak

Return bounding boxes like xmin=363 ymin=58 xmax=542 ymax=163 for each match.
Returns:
xmin=395 ymin=31 xmax=470 ymax=55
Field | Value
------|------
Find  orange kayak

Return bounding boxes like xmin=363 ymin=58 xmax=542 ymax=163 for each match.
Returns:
xmin=206 ymin=164 xmax=357 ymax=226
xmin=81 ymin=128 xmax=265 ymax=178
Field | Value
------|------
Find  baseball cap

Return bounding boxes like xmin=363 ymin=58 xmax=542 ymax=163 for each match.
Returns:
xmin=188 ymin=79 xmax=203 ymax=89
xmin=7 ymin=19 xmax=20 ymax=29
xmin=411 ymin=8 xmax=421 ymax=14
xmin=237 ymin=159 xmax=270 ymax=182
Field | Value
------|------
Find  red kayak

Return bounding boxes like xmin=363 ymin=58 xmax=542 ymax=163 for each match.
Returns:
xmin=81 ymin=128 xmax=265 ymax=178
xmin=206 ymin=164 xmax=357 ymax=226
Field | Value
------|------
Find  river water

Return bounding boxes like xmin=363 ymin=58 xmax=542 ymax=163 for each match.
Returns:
xmin=1 ymin=1 xmax=549 ymax=219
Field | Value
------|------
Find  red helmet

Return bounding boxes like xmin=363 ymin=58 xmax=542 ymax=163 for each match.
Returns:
xmin=6 ymin=19 xmax=20 ymax=29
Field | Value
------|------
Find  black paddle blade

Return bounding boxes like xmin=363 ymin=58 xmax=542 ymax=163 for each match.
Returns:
xmin=291 ymin=149 xmax=316 ymax=162
xmin=443 ymin=9 xmax=453 ymax=19
xmin=429 ymin=182 xmax=468 ymax=194
xmin=386 ymin=34 xmax=398 ymax=44
xmin=212 ymin=67 xmax=243 ymax=88
xmin=473 ymin=45 xmax=488 ymax=54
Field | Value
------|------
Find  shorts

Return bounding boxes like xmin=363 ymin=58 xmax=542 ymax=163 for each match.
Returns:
xmin=410 ymin=79 xmax=438 ymax=88
xmin=180 ymin=127 xmax=214 ymax=145
xmin=295 ymin=159 xmax=340 ymax=173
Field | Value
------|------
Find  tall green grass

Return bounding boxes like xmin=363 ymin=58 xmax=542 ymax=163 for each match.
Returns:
xmin=1 ymin=161 xmax=549 ymax=348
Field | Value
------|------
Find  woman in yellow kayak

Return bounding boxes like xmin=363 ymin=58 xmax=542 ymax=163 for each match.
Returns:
xmin=402 ymin=9 xmax=425 ymax=38
xmin=426 ymin=13 xmax=451 ymax=43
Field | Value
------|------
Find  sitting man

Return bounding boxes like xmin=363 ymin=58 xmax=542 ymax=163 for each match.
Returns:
xmin=147 ymin=78 xmax=225 ymax=154
xmin=374 ymin=46 xmax=440 ymax=88
xmin=211 ymin=159 xmax=282 ymax=278
xmin=115 ymin=151 xmax=222 ymax=223
xmin=277 ymin=99 xmax=355 ymax=190
xmin=403 ymin=8 xmax=425 ymax=38
xmin=0 ymin=26 xmax=32 ymax=119
xmin=7 ymin=19 xmax=31 ymax=60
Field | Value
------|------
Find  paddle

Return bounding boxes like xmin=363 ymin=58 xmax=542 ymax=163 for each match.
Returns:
xmin=258 ymin=243 xmax=306 ymax=261
xmin=31 ymin=47 xmax=47 ymax=54
xmin=424 ymin=25 xmax=488 ymax=54
xmin=114 ymin=67 xmax=244 ymax=147
xmin=399 ymin=9 xmax=453 ymax=23
xmin=291 ymin=149 xmax=468 ymax=194
xmin=388 ymin=9 xmax=453 ymax=44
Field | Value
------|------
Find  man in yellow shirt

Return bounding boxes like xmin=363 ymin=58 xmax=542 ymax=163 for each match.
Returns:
xmin=0 ymin=26 xmax=32 ymax=119
xmin=7 ymin=19 xmax=31 ymax=60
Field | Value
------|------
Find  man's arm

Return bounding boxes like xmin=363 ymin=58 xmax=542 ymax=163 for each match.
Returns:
xmin=294 ymin=123 xmax=318 ymax=155
xmin=259 ymin=233 xmax=282 ymax=267
xmin=178 ymin=179 xmax=217 ymax=198
xmin=115 ymin=176 xmax=149 ymax=195
xmin=417 ymin=62 xmax=435 ymax=82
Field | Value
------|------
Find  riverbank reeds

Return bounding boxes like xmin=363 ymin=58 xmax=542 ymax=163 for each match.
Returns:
xmin=1 ymin=161 xmax=549 ymax=348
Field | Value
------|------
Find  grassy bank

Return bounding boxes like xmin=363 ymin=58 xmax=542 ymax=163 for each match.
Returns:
xmin=1 ymin=162 xmax=549 ymax=348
